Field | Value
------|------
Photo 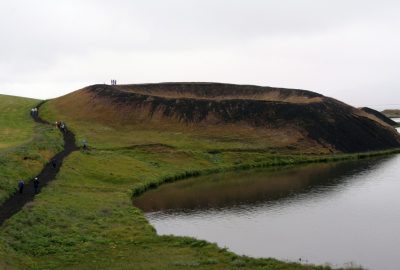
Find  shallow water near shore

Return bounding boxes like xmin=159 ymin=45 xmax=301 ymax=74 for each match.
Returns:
xmin=134 ymin=155 xmax=400 ymax=270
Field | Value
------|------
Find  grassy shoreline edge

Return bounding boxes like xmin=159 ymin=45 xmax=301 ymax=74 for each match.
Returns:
xmin=131 ymin=148 xmax=400 ymax=197
xmin=36 ymin=99 xmax=400 ymax=269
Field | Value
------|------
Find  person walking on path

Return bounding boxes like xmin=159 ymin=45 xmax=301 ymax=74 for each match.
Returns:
xmin=82 ymin=139 xmax=88 ymax=151
xmin=51 ymin=158 xmax=57 ymax=169
xmin=33 ymin=177 xmax=40 ymax=194
xmin=18 ymin=180 xmax=25 ymax=194
xmin=60 ymin=122 xmax=67 ymax=134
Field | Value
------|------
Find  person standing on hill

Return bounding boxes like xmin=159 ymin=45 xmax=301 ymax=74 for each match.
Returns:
xmin=33 ymin=177 xmax=40 ymax=194
xmin=18 ymin=180 xmax=25 ymax=194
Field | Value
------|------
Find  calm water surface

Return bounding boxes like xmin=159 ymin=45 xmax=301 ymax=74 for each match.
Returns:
xmin=133 ymin=155 xmax=400 ymax=270
xmin=391 ymin=117 xmax=400 ymax=123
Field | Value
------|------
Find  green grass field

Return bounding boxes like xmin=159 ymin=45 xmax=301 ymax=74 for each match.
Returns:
xmin=1 ymin=149 xmax=361 ymax=270
xmin=0 ymin=95 xmax=63 ymax=204
xmin=0 ymin=96 xmax=373 ymax=269
xmin=0 ymin=94 xmax=38 ymax=150
xmin=0 ymin=95 xmax=63 ymax=269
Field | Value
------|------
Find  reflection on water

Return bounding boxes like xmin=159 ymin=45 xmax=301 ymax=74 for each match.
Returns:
xmin=135 ymin=161 xmax=380 ymax=213
xmin=133 ymin=155 xmax=400 ymax=270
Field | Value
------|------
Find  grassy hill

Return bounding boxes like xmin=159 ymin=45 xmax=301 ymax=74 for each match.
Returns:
xmin=0 ymin=94 xmax=38 ymax=150
xmin=0 ymin=95 xmax=63 ymax=204
xmin=1 ymin=84 xmax=392 ymax=269
xmin=40 ymin=83 xmax=400 ymax=153
xmin=0 ymin=94 xmax=63 ymax=269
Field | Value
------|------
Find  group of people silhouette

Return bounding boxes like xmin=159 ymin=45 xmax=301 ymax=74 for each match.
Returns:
xmin=18 ymin=177 xmax=40 ymax=194
xmin=18 ymin=103 xmax=87 ymax=197
xmin=55 ymin=121 xmax=68 ymax=134
xmin=30 ymin=107 xmax=38 ymax=117
xmin=18 ymin=108 xmax=62 ymax=195
xmin=111 ymin=79 xmax=117 ymax=85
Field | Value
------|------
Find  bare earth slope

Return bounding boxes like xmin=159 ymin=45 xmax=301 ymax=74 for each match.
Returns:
xmin=52 ymin=82 xmax=400 ymax=153
xmin=360 ymin=107 xmax=397 ymax=126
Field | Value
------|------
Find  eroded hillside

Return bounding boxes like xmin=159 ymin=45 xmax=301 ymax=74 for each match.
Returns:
xmin=46 ymin=83 xmax=400 ymax=153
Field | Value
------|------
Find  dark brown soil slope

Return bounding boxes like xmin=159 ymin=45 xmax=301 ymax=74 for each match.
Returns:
xmin=360 ymin=107 xmax=397 ymax=126
xmin=54 ymin=83 xmax=400 ymax=153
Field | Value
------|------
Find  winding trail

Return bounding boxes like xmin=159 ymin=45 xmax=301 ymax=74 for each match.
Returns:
xmin=0 ymin=102 xmax=78 ymax=226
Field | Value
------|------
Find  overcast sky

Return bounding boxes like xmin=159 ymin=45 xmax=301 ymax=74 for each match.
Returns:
xmin=0 ymin=0 xmax=399 ymax=109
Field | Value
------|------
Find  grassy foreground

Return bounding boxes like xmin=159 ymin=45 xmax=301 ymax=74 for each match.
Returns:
xmin=0 ymin=95 xmax=63 ymax=269
xmin=0 ymin=148 xmax=365 ymax=270
xmin=0 ymin=95 xmax=38 ymax=150
xmin=0 ymin=95 xmax=63 ymax=204
xmin=0 ymin=97 xmax=382 ymax=269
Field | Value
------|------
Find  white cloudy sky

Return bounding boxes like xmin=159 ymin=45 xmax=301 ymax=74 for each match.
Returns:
xmin=0 ymin=0 xmax=399 ymax=109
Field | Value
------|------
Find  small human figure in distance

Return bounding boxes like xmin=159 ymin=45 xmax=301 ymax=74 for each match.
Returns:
xmin=51 ymin=158 xmax=57 ymax=169
xmin=31 ymin=108 xmax=38 ymax=117
xmin=33 ymin=177 xmax=40 ymax=194
xmin=60 ymin=122 xmax=67 ymax=134
xmin=82 ymin=139 xmax=88 ymax=151
xmin=18 ymin=180 xmax=25 ymax=194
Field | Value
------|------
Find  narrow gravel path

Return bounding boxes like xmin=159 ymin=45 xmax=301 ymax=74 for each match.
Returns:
xmin=0 ymin=102 xmax=78 ymax=226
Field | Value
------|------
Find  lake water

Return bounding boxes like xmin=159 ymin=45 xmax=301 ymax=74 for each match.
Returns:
xmin=391 ymin=118 xmax=399 ymax=133
xmin=134 ymin=155 xmax=400 ymax=269
xmin=391 ymin=118 xmax=400 ymax=123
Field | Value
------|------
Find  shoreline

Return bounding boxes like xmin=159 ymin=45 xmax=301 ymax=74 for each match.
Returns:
xmin=131 ymin=147 xmax=400 ymax=198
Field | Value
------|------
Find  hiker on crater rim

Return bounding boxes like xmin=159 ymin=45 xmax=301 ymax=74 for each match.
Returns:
xmin=33 ymin=177 xmax=40 ymax=194
xmin=18 ymin=180 xmax=24 ymax=194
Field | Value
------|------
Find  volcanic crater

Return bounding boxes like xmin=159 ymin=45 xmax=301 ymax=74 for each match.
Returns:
xmin=53 ymin=82 xmax=400 ymax=153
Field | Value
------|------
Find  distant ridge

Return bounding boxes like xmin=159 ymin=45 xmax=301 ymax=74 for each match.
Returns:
xmin=382 ymin=109 xmax=400 ymax=118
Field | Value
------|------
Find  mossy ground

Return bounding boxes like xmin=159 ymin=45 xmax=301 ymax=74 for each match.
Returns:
xmin=0 ymin=97 xmax=375 ymax=269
